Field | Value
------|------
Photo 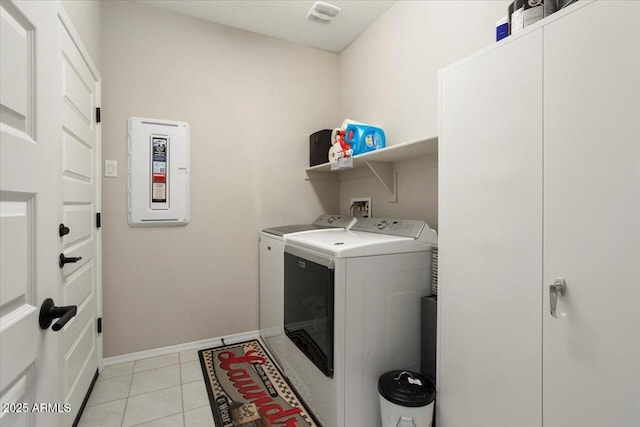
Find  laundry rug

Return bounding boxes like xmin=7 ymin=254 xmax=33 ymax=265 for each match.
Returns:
xmin=199 ymin=339 xmax=322 ymax=427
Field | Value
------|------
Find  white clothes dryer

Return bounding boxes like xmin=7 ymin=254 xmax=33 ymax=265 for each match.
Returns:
xmin=282 ymin=218 xmax=437 ymax=427
xmin=259 ymin=215 xmax=356 ymax=368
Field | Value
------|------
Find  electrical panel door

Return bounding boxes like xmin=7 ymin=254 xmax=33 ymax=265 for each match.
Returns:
xmin=127 ymin=117 xmax=190 ymax=226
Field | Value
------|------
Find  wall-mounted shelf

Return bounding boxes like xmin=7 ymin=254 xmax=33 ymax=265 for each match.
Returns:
xmin=305 ymin=135 xmax=438 ymax=200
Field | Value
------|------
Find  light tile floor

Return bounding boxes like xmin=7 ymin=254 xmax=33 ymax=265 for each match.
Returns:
xmin=78 ymin=350 xmax=216 ymax=427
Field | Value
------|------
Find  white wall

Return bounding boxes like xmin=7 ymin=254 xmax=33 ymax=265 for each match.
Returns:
xmin=338 ymin=1 xmax=509 ymax=228
xmin=101 ymin=0 xmax=339 ymax=357
xmin=100 ymin=0 xmax=512 ymax=357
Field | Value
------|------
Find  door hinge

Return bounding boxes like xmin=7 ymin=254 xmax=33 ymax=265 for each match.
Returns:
xmin=96 ymin=107 xmax=101 ymax=123
xmin=97 ymin=317 xmax=102 ymax=334
xmin=96 ymin=212 xmax=101 ymax=229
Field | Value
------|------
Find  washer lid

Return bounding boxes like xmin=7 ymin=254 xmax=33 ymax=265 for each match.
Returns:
xmin=378 ymin=370 xmax=435 ymax=408
xmin=261 ymin=214 xmax=356 ymax=236
xmin=262 ymin=224 xmax=325 ymax=237
xmin=285 ymin=230 xmax=430 ymax=258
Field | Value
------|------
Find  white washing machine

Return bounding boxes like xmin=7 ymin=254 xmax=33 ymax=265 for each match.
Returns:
xmin=281 ymin=218 xmax=438 ymax=427
xmin=259 ymin=214 xmax=356 ymax=369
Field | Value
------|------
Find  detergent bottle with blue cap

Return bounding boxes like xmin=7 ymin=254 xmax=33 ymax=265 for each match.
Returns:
xmin=344 ymin=122 xmax=386 ymax=156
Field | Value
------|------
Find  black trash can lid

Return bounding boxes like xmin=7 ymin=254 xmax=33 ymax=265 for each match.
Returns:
xmin=378 ymin=370 xmax=435 ymax=408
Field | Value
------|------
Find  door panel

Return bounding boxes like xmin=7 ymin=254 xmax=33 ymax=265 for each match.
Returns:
xmin=60 ymin=267 xmax=94 ymax=352
xmin=438 ymin=29 xmax=543 ymax=427
xmin=1 ymin=369 xmax=34 ymax=427
xmin=57 ymin=10 xmax=101 ymax=426
xmin=62 ymin=59 xmax=93 ymax=124
xmin=63 ymin=318 xmax=95 ymax=401
xmin=64 ymin=264 xmax=93 ymax=307
xmin=0 ymin=199 xmax=30 ymax=307
xmin=0 ymin=1 xmax=32 ymax=136
xmin=62 ymin=130 xmax=93 ymax=182
xmin=543 ymin=2 xmax=640 ymax=426
xmin=1 ymin=0 xmax=60 ymax=425
xmin=62 ymin=204 xmax=93 ymax=247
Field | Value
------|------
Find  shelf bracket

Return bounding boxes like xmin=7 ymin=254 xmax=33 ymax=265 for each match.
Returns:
xmin=304 ymin=170 xmax=339 ymax=182
xmin=365 ymin=161 xmax=397 ymax=202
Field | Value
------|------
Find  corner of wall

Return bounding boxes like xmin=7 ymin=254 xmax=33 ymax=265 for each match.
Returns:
xmin=335 ymin=0 xmax=508 ymax=224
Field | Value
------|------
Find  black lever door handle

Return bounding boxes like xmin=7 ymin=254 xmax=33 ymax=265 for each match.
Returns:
xmin=59 ymin=223 xmax=70 ymax=237
xmin=59 ymin=253 xmax=82 ymax=268
xmin=39 ymin=298 xmax=77 ymax=331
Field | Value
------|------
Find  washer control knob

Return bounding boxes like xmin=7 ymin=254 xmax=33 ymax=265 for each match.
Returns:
xmin=377 ymin=220 xmax=388 ymax=230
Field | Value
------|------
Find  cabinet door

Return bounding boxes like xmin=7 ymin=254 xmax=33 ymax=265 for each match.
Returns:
xmin=438 ymin=29 xmax=543 ymax=427
xmin=543 ymin=2 xmax=640 ymax=426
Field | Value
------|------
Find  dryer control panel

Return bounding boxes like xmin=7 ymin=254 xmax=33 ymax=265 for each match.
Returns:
xmin=350 ymin=218 xmax=426 ymax=238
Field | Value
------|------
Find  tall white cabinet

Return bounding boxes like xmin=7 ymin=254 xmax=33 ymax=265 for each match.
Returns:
xmin=438 ymin=2 xmax=639 ymax=426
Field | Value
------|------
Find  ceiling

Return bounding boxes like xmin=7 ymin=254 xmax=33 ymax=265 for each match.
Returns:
xmin=135 ymin=0 xmax=397 ymax=53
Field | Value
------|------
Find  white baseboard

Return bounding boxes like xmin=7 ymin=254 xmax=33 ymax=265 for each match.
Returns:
xmin=103 ymin=329 xmax=259 ymax=366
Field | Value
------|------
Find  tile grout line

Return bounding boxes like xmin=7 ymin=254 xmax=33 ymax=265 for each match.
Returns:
xmin=81 ymin=354 xmax=192 ymax=427
xmin=120 ymin=361 xmax=135 ymax=427
xmin=105 ymin=351 xmax=203 ymax=426
xmin=129 ymin=382 xmax=183 ymax=399
xmin=125 ymin=389 xmax=185 ymax=427
xmin=97 ymin=371 xmax=135 ymax=383
xmin=129 ymin=364 xmax=181 ymax=395
xmin=133 ymin=354 xmax=181 ymax=374
xmin=89 ymin=369 xmax=187 ymax=409
xmin=129 ymin=413 xmax=183 ymax=427
xmin=86 ymin=373 xmax=134 ymax=409
xmin=180 ymin=354 xmax=187 ymax=427
xmin=107 ymin=365 xmax=202 ymax=398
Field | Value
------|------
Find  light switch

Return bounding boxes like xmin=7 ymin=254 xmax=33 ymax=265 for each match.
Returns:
xmin=104 ymin=160 xmax=118 ymax=177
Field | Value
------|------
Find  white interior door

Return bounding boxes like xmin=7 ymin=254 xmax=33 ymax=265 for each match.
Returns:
xmin=0 ymin=0 xmax=61 ymax=425
xmin=56 ymin=8 xmax=101 ymax=426
xmin=543 ymin=2 xmax=640 ymax=426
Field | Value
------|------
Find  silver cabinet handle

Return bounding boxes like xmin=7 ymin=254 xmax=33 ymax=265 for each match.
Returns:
xmin=550 ymin=278 xmax=567 ymax=318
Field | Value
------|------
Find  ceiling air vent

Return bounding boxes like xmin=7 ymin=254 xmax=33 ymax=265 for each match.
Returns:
xmin=306 ymin=1 xmax=341 ymax=24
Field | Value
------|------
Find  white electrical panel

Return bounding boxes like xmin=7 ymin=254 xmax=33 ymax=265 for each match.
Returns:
xmin=127 ymin=117 xmax=190 ymax=226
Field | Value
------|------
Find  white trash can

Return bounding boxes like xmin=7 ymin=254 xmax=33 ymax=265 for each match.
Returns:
xmin=378 ymin=370 xmax=435 ymax=427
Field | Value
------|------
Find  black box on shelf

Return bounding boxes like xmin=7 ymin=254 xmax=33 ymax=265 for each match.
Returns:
xmin=309 ymin=129 xmax=333 ymax=167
